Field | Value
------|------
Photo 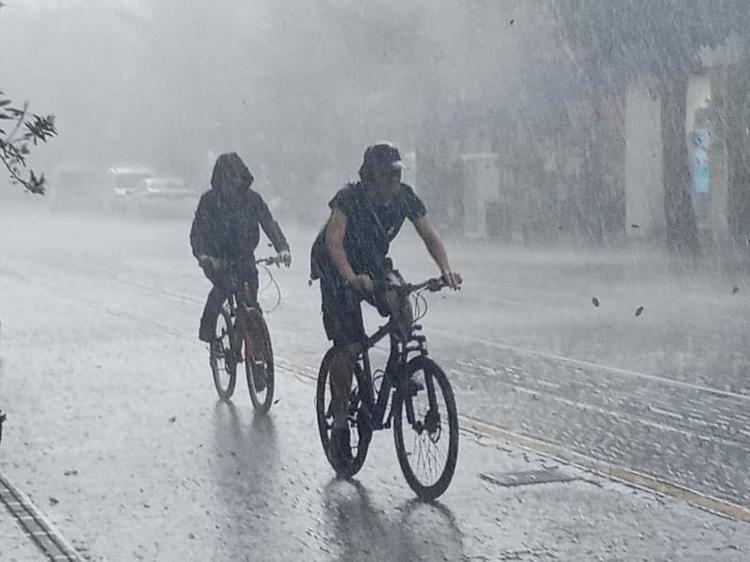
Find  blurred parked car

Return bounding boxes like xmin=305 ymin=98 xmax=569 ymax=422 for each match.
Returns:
xmin=109 ymin=166 xmax=156 ymax=216
xmin=47 ymin=167 xmax=108 ymax=213
xmin=130 ymin=176 xmax=197 ymax=218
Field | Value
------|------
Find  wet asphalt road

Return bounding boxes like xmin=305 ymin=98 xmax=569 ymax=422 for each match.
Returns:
xmin=0 ymin=208 xmax=749 ymax=560
xmin=9 ymin=210 xmax=744 ymax=506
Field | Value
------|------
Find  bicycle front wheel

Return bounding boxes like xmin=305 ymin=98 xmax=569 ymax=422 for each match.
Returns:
xmin=210 ymin=307 xmax=237 ymax=400
xmin=244 ymin=309 xmax=275 ymax=414
xmin=393 ymin=356 xmax=459 ymax=500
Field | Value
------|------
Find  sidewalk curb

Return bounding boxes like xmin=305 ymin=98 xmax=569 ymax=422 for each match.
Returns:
xmin=0 ymin=470 xmax=84 ymax=561
xmin=276 ymin=359 xmax=750 ymax=524
xmin=460 ymin=414 xmax=750 ymax=524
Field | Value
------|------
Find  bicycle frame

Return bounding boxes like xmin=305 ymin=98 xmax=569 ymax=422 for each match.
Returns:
xmin=356 ymin=310 xmax=430 ymax=433
xmin=223 ymin=257 xmax=275 ymax=359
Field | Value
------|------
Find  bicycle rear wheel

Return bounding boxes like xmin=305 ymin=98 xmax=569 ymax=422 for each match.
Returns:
xmin=393 ymin=356 xmax=459 ymax=500
xmin=210 ymin=307 xmax=237 ymax=400
xmin=315 ymin=347 xmax=372 ymax=478
xmin=244 ymin=309 xmax=275 ymax=414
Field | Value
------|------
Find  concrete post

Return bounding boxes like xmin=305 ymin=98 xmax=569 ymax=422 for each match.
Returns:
xmin=625 ymin=80 xmax=665 ymax=241
xmin=461 ymin=152 xmax=500 ymax=239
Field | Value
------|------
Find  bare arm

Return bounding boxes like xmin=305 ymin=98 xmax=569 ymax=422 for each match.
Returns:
xmin=413 ymin=214 xmax=451 ymax=273
xmin=413 ymin=214 xmax=462 ymax=287
xmin=325 ymin=207 xmax=356 ymax=282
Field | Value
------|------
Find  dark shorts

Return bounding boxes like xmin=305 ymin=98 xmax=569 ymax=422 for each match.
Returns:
xmin=319 ymin=273 xmax=382 ymax=347
xmin=320 ymin=275 xmax=364 ymax=346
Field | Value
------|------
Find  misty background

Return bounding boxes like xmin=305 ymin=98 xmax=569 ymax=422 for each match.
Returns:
xmin=3 ymin=0 xmax=750 ymax=255
xmin=0 ymin=1 xmax=573 ymax=230
xmin=1 ymin=3 xmax=750 ymax=559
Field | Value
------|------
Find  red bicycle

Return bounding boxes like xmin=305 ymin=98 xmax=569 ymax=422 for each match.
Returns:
xmin=209 ymin=256 xmax=280 ymax=413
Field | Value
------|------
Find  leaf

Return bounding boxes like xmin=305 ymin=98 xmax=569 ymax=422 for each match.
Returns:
xmin=592 ymin=297 xmax=600 ymax=307
xmin=732 ymin=286 xmax=740 ymax=295
xmin=634 ymin=306 xmax=644 ymax=317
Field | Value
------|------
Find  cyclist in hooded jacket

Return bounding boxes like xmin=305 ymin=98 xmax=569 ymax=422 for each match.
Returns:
xmin=190 ymin=152 xmax=290 ymax=345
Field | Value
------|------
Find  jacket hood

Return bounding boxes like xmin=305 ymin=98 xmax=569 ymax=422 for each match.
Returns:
xmin=210 ymin=152 xmax=254 ymax=194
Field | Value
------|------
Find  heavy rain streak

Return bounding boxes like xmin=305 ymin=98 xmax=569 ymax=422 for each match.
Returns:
xmin=0 ymin=1 xmax=749 ymax=560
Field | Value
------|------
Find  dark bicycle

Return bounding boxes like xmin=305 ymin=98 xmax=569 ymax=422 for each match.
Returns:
xmin=209 ymin=256 xmax=280 ymax=413
xmin=316 ymin=270 xmax=460 ymax=500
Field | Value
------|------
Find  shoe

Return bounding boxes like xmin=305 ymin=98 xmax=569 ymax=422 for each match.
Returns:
xmin=407 ymin=376 xmax=425 ymax=397
xmin=251 ymin=362 xmax=267 ymax=393
xmin=208 ymin=339 xmax=223 ymax=358
xmin=330 ymin=425 xmax=352 ymax=467
xmin=233 ymin=333 xmax=244 ymax=363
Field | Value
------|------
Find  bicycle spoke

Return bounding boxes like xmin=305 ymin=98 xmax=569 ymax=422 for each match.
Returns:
xmin=414 ymin=432 xmax=425 ymax=476
xmin=421 ymin=433 xmax=438 ymax=482
xmin=397 ymin=360 xmax=457 ymax=494
xmin=420 ymin=435 xmax=436 ymax=483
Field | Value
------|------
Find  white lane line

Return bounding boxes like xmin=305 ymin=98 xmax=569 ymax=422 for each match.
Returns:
xmin=275 ymin=359 xmax=750 ymax=523
xmin=114 ymin=274 xmax=750 ymax=403
xmin=11 ymin=265 xmax=750 ymax=523
xmin=430 ymin=327 xmax=750 ymax=402
xmin=12 ymin=253 xmax=749 ymax=402
xmin=459 ymin=414 xmax=750 ymax=524
xmin=12 ymin=258 xmax=750 ymax=438
xmin=11 ymin=255 xmax=750 ymax=498
xmin=11 ymin=258 xmax=750 ymax=448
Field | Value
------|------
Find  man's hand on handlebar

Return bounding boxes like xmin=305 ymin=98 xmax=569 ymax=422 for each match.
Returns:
xmin=441 ymin=270 xmax=463 ymax=290
xmin=198 ymin=255 xmax=221 ymax=272
xmin=277 ymin=250 xmax=292 ymax=268
xmin=346 ymin=273 xmax=374 ymax=293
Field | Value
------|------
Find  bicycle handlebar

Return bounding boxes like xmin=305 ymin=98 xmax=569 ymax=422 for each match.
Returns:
xmin=373 ymin=277 xmax=451 ymax=294
xmin=213 ymin=256 xmax=282 ymax=270
xmin=405 ymin=277 xmax=450 ymax=293
xmin=256 ymin=256 xmax=282 ymax=266
xmin=371 ymin=276 xmax=458 ymax=296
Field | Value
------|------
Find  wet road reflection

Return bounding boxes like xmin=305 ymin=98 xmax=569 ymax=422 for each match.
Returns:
xmin=323 ymin=479 xmax=464 ymax=562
